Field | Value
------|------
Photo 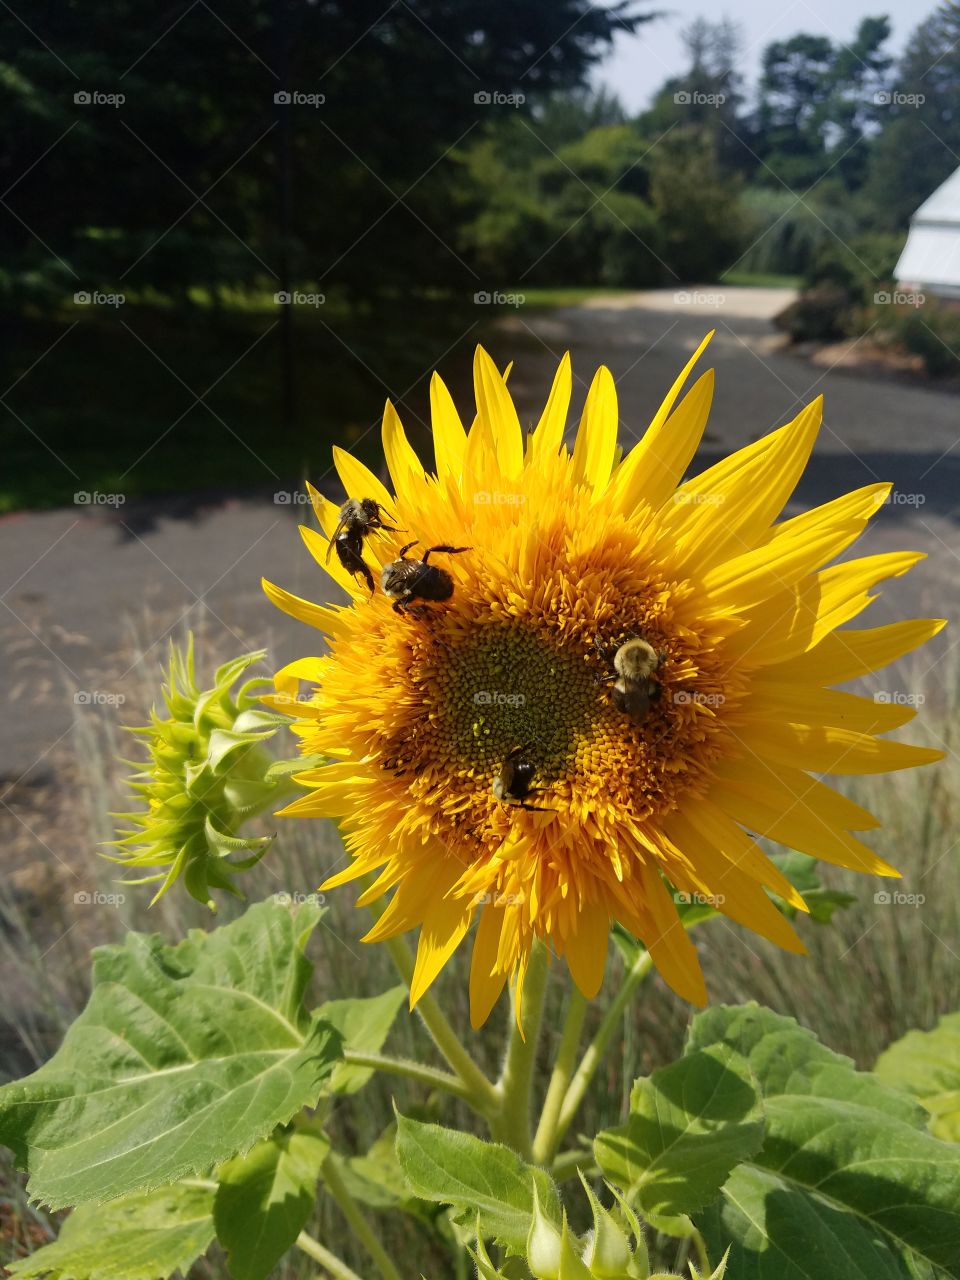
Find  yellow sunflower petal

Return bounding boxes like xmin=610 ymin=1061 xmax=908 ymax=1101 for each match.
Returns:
xmin=474 ymin=346 xmax=523 ymax=478
xmin=382 ymin=400 xmax=425 ymax=501
xmin=571 ymin=365 xmax=619 ymax=494
xmin=470 ymin=905 xmax=510 ymax=1029
xmin=563 ymin=899 xmax=610 ymax=998
xmin=529 ymin=351 xmax=572 ymax=462
xmin=763 ymin=617 xmax=947 ymax=684
xmin=332 ymin=445 xmax=395 ymax=512
xmin=431 ymin=371 xmax=468 ymax=484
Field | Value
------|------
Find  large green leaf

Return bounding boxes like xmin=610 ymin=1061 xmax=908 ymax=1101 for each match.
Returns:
xmin=7 ymin=1183 xmax=215 ymax=1280
xmin=594 ymin=1043 xmax=764 ymax=1217
xmin=690 ymin=1004 xmax=960 ymax=1279
xmin=0 ymin=899 xmax=342 ymax=1208
xmin=317 ymin=985 xmax=406 ymax=1094
xmin=395 ymin=1114 xmax=561 ymax=1253
xmin=875 ymin=1013 xmax=960 ymax=1142
xmin=215 ymin=1129 xmax=328 ymax=1280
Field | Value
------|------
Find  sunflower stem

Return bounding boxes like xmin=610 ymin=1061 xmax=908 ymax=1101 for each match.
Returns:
xmin=552 ymin=950 xmax=653 ymax=1150
xmin=342 ymin=1050 xmax=476 ymax=1103
xmin=531 ymin=985 xmax=588 ymax=1166
xmin=490 ymin=940 xmax=549 ymax=1158
xmin=321 ymin=1153 xmax=403 ymax=1280
xmin=381 ymin=932 xmax=500 ymax=1116
xmin=295 ymin=1230 xmax=366 ymax=1280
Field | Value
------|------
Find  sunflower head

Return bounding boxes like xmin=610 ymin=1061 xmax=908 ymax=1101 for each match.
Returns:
xmin=109 ymin=638 xmax=285 ymax=908
xmin=264 ymin=338 xmax=944 ymax=1024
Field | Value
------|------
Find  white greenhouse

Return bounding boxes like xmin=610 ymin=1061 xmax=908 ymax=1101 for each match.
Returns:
xmin=895 ymin=166 xmax=960 ymax=300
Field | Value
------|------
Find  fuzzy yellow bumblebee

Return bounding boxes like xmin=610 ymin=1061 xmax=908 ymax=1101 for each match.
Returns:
xmin=264 ymin=336 xmax=943 ymax=1026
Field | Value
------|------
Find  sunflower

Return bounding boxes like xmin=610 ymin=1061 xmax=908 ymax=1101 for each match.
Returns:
xmin=263 ymin=336 xmax=944 ymax=1026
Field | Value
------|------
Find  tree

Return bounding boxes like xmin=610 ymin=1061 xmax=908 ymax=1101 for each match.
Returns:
xmin=865 ymin=2 xmax=960 ymax=229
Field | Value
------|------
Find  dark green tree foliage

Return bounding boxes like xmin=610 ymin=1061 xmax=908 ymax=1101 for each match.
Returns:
xmin=0 ymin=1 xmax=647 ymax=305
xmin=865 ymin=2 xmax=960 ymax=229
xmin=754 ymin=19 xmax=891 ymax=192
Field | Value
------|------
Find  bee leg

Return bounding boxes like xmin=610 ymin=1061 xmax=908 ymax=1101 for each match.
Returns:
xmin=421 ymin=544 xmax=471 ymax=563
xmin=356 ymin=563 xmax=375 ymax=594
xmin=397 ymin=541 xmax=419 ymax=559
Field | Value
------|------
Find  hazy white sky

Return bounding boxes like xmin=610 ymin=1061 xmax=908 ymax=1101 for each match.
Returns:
xmin=598 ymin=0 xmax=929 ymax=113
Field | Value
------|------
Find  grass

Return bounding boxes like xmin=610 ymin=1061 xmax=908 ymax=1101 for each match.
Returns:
xmin=718 ymin=269 xmax=803 ymax=289
xmin=1 ymin=610 xmax=957 ymax=1275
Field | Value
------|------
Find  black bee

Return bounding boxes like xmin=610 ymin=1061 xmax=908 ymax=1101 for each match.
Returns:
xmin=380 ymin=541 xmax=470 ymax=614
xmin=595 ymin=635 xmax=664 ymax=724
xmin=492 ymin=743 xmax=555 ymax=812
xmin=326 ymin=498 xmax=403 ymax=594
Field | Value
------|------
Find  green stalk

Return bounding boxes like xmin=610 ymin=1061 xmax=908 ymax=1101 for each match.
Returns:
xmin=490 ymin=940 xmax=549 ymax=1158
xmin=552 ymin=950 xmax=653 ymax=1150
xmin=343 ymin=1049 xmax=476 ymax=1103
xmin=295 ymin=1230 xmax=366 ymax=1280
xmin=322 ymin=1153 xmax=403 ymax=1280
xmin=381 ymin=931 xmax=501 ymax=1117
xmin=531 ymin=985 xmax=588 ymax=1166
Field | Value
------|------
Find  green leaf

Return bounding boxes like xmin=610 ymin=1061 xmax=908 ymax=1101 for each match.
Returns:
xmin=875 ymin=1013 xmax=960 ymax=1141
xmin=342 ymin=1123 xmax=434 ymax=1219
xmin=0 ymin=899 xmax=342 ymax=1208
xmin=7 ymin=1183 xmax=215 ymax=1280
xmin=317 ymin=985 xmax=406 ymax=1094
xmin=594 ymin=1044 xmax=764 ymax=1217
xmin=690 ymin=1004 xmax=960 ymax=1279
xmin=395 ymin=1114 xmax=561 ymax=1253
xmin=768 ymin=851 xmax=857 ymax=923
xmin=215 ymin=1130 xmax=328 ymax=1280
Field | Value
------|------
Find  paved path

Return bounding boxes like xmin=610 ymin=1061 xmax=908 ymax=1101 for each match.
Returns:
xmin=3 ymin=287 xmax=958 ymax=788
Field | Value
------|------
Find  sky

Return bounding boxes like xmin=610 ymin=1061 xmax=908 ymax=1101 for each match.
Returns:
xmin=598 ymin=0 xmax=927 ymax=113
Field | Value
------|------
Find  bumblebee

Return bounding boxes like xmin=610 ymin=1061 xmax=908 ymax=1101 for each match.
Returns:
xmin=326 ymin=497 xmax=403 ymax=594
xmin=492 ymin=743 xmax=555 ymax=812
xmin=595 ymin=635 xmax=664 ymax=724
xmin=381 ymin=541 xmax=470 ymax=614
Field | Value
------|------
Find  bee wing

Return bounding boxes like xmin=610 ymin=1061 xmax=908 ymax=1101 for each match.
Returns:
xmin=325 ymin=515 xmax=351 ymax=562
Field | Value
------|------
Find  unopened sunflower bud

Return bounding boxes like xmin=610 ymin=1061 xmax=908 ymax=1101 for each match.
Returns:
xmin=528 ymin=1182 xmax=564 ymax=1279
xmin=107 ymin=638 xmax=288 ymax=908
xmin=580 ymin=1177 xmax=635 ymax=1277
xmin=690 ymin=1247 xmax=730 ymax=1279
xmin=557 ymin=1215 xmax=594 ymax=1280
